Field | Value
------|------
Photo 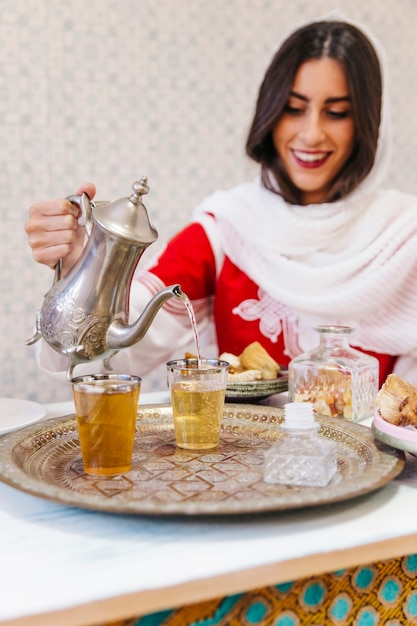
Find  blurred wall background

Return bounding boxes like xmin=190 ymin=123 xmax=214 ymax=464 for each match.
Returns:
xmin=1 ymin=0 xmax=416 ymax=403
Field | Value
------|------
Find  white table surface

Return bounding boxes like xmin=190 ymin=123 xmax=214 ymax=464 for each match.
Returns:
xmin=0 ymin=392 xmax=416 ymax=626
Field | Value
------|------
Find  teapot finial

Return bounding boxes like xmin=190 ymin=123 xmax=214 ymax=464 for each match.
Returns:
xmin=130 ymin=177 xmax=149 ymax=204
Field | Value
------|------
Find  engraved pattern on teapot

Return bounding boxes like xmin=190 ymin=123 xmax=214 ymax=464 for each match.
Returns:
xmin=41 ymin=286 xmax=111 ymax=359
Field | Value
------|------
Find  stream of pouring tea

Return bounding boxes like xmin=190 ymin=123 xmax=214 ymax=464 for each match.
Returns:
xmin=178 ymin=290 xmax=202 ymax=360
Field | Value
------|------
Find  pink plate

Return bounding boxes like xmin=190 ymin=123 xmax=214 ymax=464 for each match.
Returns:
xmin=372 ymin=412 xmax=417 ymax=455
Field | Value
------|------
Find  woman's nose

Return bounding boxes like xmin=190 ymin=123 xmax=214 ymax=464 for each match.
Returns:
xmin=299 ymin=111 xmax=325 ymax=144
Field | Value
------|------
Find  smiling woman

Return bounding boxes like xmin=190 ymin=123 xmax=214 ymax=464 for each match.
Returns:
xmin=20 ymin=9 xmax=417 ymax=626
xmin=272 ymin=58 xmax=355 ymax=204
xmin=246 ymin=19 xmax=382 ymax=205
xmin=25 ymin=14 xmax=417 ymax=392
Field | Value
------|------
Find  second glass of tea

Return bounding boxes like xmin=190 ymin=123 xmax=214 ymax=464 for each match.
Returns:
xmin=166 ymin=358 xmax=230 ymax=450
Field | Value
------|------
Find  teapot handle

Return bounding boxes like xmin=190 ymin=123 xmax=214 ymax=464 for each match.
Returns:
xmin=66 ymin=192 xmax=93 ymax=230
xmin=49 ymin=193 xmax=94 ymax=283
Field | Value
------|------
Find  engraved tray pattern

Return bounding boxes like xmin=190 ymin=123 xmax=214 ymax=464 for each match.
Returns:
xmin=0 ymin=404 xmax=404 ymax=516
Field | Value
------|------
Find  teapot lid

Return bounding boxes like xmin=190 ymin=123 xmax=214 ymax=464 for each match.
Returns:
xmin=93 ymin=177 xmax=158 ymax=244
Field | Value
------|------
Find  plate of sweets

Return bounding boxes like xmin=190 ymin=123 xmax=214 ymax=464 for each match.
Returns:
xmin=372 ymin=373 xmax=417 ymax=455
xmin=220 ymin=342 xmax=288 ymax=403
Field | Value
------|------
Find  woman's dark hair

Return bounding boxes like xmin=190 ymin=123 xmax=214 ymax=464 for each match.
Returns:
xmin=246 ymin=21 xmax=382 ymax=204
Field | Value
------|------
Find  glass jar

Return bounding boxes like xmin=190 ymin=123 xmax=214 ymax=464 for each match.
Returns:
xmin=288 ymin=326 xmax=379 ymax=421
xmin=264 ymin=402 xmax=337 ymax=487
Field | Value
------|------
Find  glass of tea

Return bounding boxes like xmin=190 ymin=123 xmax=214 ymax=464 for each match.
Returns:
xmin=71 ymin=374 xmax=141 ymax=476
xmin=166 ymin=358 xmax=230 ymax=450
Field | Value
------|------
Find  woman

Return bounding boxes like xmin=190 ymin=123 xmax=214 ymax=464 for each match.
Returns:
xmin=25 ymin=16 xmax=417 ymax=624
xmin=25 ymin=16 xmax=417 ymax=386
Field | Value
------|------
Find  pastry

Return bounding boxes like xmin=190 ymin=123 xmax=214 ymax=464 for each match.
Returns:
xmin=375 ymin=373 xmax=417 ymax=426
xmin=218 ymin=352 xmax=242 ymax=373
xmin=227 ymin=369 xmax=263 ymax=382
xmin=239 ymin=342 xmax=280 ymax=380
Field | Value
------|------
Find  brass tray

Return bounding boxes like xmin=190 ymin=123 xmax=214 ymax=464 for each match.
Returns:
xmin=0 ymin=404 xmax=404 ymax=516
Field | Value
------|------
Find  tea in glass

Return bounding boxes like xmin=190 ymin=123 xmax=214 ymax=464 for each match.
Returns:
xmin=72 ymin=374 xmax=141 ymax=476
xmin=167 ymin=359 xmax=229 ymax=450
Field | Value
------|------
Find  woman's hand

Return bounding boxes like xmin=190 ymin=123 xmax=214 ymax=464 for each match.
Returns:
xmin=25 ymin=182 xmax=96 ymax=275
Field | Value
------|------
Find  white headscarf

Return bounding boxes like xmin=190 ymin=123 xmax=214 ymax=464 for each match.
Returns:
xmin=319 ymin=10 xmax=392 ymax=195
xmin=191 ymin=14 xmax=417 ymax=366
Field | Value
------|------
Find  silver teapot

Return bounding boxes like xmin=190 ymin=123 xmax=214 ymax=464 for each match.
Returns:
xmin=26 ymin=177 xmax=183 ymax=380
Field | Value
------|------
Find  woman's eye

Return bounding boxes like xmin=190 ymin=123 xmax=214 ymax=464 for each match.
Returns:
xmin=327 ymin=110 xmax=350 ymax=119
xmin=284 ymin=104 xmax=304 ymax=115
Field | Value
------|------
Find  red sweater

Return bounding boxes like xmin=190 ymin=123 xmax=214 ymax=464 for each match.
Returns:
xmin=149 ymin=221 xmax=396 ymax=386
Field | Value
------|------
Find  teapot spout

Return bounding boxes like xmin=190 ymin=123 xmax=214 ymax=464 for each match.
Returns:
xmin=107 ymin=284 xmax=184 ymax=350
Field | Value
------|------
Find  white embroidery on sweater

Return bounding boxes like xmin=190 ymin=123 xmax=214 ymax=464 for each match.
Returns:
xmin=232 ymin=288 xmax=302 ymax=357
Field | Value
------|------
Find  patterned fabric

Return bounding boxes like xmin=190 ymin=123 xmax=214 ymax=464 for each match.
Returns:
xmin=97 ymin=553 xmax=417 ymax=626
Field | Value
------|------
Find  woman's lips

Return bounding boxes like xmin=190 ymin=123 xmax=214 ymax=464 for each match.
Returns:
xmin=291 ymin=149 xmax=331 ymax=169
